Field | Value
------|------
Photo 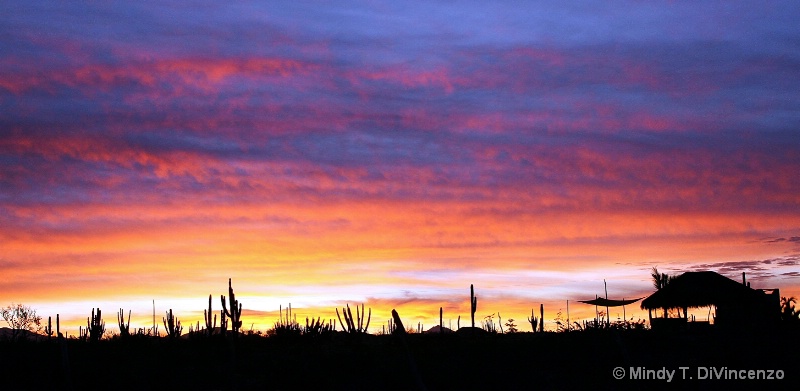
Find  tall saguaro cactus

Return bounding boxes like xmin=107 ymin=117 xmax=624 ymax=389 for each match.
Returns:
xmin=44 ymin=316 xmax=56 ymax=339
xmin=204 ymin=294 xmax=217 ymax=336
xmin=470 ymin=284 xmax=478 ymax=328
xmin=528 ymin=308 xmax=538 ymax=333
xmin=221 ymin=278 xmax=242 ymax=336
xmin=539 ymin=304 xmax=544 ymax=333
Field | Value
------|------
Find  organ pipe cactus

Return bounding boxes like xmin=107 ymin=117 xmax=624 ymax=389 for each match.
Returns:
xmin=335 ymin=303 xmax=371 ymax=334
xmin=118 ymin=308 xmax=131 ymax=337
xmin=304 ymin=317 xmax=334 ymax=336
xmin=274 ymin=304 xmax=301 ymax=336
xmin=78 ymin=326 xmax=88 ymax=341
xmin=163 ymin=309 xmax=183 ymax=339
xmin=87 ymin=308 xmax=105 ymax=342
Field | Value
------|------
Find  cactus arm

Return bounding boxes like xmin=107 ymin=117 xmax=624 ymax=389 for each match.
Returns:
xmin=335 ymin=307 xmax=345 ymax=331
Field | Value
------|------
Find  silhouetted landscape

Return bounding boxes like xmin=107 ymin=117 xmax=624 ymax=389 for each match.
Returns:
xmin=3 ymin=2 xmax=800 ymax=390
xmin=2 ymin=273 xmax=798 ymax=390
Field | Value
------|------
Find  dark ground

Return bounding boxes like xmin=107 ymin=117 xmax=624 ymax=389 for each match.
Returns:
xmin=1 ymin=328 xmax=797 ymax=390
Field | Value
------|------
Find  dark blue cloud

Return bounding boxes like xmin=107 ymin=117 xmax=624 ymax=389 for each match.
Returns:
xmin=2 ymin=0 xmax=799 ymax=219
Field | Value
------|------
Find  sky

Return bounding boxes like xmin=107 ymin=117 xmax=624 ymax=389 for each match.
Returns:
xmin=1 ymin=1 xmax=799 ymax=334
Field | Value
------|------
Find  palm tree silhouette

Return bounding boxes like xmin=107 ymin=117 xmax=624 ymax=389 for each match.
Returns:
xmin=780 ymin=296 xmax=799 ymax=323
xmin=650 ymin=267 xmax=674 ymax=318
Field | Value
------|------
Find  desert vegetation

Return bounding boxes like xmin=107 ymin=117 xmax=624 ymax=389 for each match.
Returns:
xmin=1 ymin=279 xmax=798 ymax=390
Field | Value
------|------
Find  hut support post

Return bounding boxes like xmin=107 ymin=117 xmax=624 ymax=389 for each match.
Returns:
xmin=604 ymin=279 xmax=610 ymax=327
xmin=595 ymin=295 xmax=598 ymax=326
xmin=623 ymin=298 xmax=626 ymax=322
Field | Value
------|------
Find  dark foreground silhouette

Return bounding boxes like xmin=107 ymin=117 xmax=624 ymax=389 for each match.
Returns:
xmin=1 ymin=328 xmax=798 ymax=391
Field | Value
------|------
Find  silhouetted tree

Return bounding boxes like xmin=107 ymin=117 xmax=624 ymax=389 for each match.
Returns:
xmin=504 ymin=318 xmax=518 ymax=333
xmin=651 ymin=267 xmax=674 ymax=318
xmin=1 ymin=303 xmax=42 ymax=339
xmin=650 ymin=267 xmax=674 ymax=290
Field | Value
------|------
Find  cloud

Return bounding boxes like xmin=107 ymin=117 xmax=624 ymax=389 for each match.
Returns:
xmin=1 ymin=1 xmax=799 ymax=328
xmin=685 ymin=256 xmax=800 ymax=283
xmin=765 ymin=236 xmax=800 ymax=244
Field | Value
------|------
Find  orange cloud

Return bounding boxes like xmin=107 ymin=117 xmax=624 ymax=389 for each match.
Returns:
xmin=0 ymin=57 xmax=315 ymax=95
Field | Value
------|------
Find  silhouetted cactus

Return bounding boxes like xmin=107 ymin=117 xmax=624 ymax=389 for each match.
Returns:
xmin=118 ymin=308 xmax=131 ymax=337
xmin=528 ymin=308 xmax=538 ymax=332
xmin=219 ymin=309 xmax=228 ymax=337
xmin=391 ymin=309 xmax=406 ymax=335
xmin=539 ymin=304 xmax=544 ymax=332
xmin=470 ymin=284 xmax=478 ymax=328
xmin=221 ymin=278 xmax=242 ymax=336
xmin=274 ymin=304 xmax=301 ymax=336
xmin=336 ymin=303 xmax=371 ymax=334
xmin=44 ymin=316 xmax=54 ymax=339
xmin=87 ymin=308 xmax=105 ymax=342
xmin=163 ymin=309 xmax=183 ymax=339
xmin=134 ymin=325 xmax=158 ymax=337
xmin=78 ymin=326 xmax=88 ymax=341
xmin=204 ymin=294 xmax=217 ymax=337
xmin=303 ymin=316 xmax=334 ymax=336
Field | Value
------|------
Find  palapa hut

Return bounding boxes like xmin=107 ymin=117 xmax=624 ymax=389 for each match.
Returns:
xmin=641 ymin=271 xmax=780 ymax=330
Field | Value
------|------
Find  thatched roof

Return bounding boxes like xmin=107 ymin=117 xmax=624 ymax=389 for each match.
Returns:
xmin=640 ymin=271 xmax=763 ymax=310
xmin=579 ymin=297 xmax=643 ymax=307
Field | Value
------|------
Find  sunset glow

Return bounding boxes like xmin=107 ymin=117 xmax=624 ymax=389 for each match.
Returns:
xmin=2 ymin=1 xmax=799 ymax=335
